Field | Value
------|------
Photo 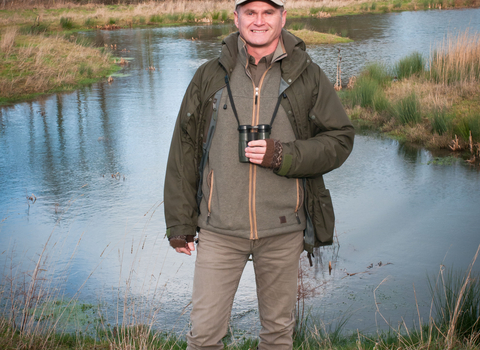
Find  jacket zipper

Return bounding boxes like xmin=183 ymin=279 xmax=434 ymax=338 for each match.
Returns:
xmin=206 ymin=170 xmax=214 ymax=225
xmin=294 ymin=178 xmax=303 ymax=224
xmin=249 ymin=66 xmax=272 ymax=240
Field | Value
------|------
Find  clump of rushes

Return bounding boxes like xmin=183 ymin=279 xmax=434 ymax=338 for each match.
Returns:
xmin=0 ymin=32 xmax=117 ymax=103
xmin=211 ymin=11 xmax=220 ymax=20
xmin=430 ymin=107 xmax=451 ymax=135
xmin=342 ymin=62 xmax=390 ymax=111
xmin=60 ymin=16 xmax=74 ymax=29
xmin=289 ymin=22 xmax=305 ymax=31
xmin=221 ymin=10 xmax=229 ymax=22
xmin=393 ymin=92 xmax=421 ymax=125
xmin=394 ymin=51 xmax=425 ymax=79
xmin=149 ymin=14 xmax=163 ymax=23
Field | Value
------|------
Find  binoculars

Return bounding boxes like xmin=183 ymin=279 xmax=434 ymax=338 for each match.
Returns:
xmin=238 ymin=124 xmax=271 ymax=163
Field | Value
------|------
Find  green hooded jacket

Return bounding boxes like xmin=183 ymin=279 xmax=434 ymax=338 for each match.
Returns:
xmin=164 ymin=29 xmax=355 ymax=253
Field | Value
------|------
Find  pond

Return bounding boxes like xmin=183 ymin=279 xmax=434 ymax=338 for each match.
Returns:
xmin=1 ymin=8 xmax=479 ymax=336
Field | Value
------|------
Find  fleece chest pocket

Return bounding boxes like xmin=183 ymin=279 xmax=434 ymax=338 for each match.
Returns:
xmin=313 ymin=189 xmax=335 ymax=244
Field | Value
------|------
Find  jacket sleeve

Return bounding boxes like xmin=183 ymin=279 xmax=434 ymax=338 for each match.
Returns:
xmin=164 ymin=75 xmax=202 ymax=239
xmin=275 ymin=68 xmax=354 ymax=178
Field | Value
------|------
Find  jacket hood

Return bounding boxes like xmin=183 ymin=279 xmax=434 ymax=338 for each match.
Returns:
xmin=219 ymin=29 xmax=312 ymax=84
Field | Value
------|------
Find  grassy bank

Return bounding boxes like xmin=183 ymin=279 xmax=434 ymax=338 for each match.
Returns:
xmin=1 ymin=259 xmax=479 ymax=350
xmin=0 ymin=26 xmax=119 ymax=105
xmin=1 ymin=0 xmax=479 ymax=34
xmin=340 ymin=29 xmax=480 ymax=161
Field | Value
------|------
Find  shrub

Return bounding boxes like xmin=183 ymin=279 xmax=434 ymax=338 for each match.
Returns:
xmin=212 ymin=11 xmax=220 ymax=20
xmin=393 ymin=1 xmax=402 ymax=8
xmin=393 ymin=92 xmax=421 ymax=125
xmin=138 ymin=16 xmax=146 ymax=24
xmin=60 ymin=17 xmax=74 ymax=30
xmin=371 ymin=2 xmax=377 ymax=10
xmin=381 ymin=5 xmax=390 ymax=12
xmin=394 ymin=51 xmax=425 ymax=79
xmin=108 ymin=17 xmax=116 ymax=25
xmin=185 ymin=12 xmax=195 ymax=22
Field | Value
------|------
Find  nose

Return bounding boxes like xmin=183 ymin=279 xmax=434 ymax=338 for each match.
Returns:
xmin=253 ymin=13 xmax=265 ymax=26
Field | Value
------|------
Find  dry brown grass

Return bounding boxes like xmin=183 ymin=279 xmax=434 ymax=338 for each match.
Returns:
xmin=0 ymin=34 xmax=114 ymax=100
xmin=0 ymin=0 xmax=369 ymax=28
xmin=429 ymin=29 xmax=480 ymax=86
xmin=0 ymin=26 xmax=17 ymax=55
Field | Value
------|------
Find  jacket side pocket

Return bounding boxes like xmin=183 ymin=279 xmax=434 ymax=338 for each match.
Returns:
xmin=313 ymin=189 xmax=335 ymax=244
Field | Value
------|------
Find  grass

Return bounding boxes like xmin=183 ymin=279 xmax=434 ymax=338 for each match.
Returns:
xmin=0 ymin=27 xmax=119 ymax=105
xmin=2 ymin=0 xmax=480 ymax=35
xmin=394 ymin=51 xmax=425 ymax=80
xmin=288 ymin=29 xmax=352 ymax=45
xmin=1 ymin=240 xmax=479 ymax=350
xmin=343 ymin=29 xmax=480 ymax=153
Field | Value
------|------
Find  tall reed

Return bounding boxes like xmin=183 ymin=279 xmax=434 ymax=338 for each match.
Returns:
xmin=428 ymin=30 xmax=480 ymax=85
xmin=0 ymin=26 xmax=17 ymax=56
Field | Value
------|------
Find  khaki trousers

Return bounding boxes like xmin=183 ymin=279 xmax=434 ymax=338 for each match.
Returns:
xmin=186 ymin=229 xmax=304 ymax=350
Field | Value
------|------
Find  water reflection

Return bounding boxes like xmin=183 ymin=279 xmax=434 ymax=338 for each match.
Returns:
xmin=1 ymin=8 xmax=480 ymax=335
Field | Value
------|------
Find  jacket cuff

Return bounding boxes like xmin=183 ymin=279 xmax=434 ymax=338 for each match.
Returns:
xmin=275 ymin=142 xmax=293 ymax=176
xmin=169 ymin=235 xmax=195 ymax=248
xmin=166 ymin=225 xmax=197 ymax=239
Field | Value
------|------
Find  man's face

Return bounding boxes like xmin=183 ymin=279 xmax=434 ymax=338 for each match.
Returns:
xmin=234 ymin=1 xmax=286 ymax=53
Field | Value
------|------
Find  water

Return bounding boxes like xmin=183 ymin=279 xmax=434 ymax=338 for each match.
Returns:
xmin=1 ymin=8 xmax=480 ymax=335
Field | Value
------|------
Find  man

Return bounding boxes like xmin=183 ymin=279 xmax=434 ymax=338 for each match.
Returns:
xmin=164 ymin=0 xmax=354 ymax=349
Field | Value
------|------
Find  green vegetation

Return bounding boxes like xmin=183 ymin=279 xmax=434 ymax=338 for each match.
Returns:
xmin=342 ymin=30 xmax=480 ymax=154
xmin=59 ymin=16 xmax=73 ymax=29
xmin=394 ymin=51 xmax=425 ymax=79
xmin=2 ymin=0 xmax=479 ymax=36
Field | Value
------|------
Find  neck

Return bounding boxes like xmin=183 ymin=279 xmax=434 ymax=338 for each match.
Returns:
xmin=246 ymin=37 xmax=280 ymax=65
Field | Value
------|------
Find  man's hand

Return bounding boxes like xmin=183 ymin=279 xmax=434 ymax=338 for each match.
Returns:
xmin=245 ymin=140 xmax=267 ymax=165
xmin=175 ymin=242 xmax=195 ymax=255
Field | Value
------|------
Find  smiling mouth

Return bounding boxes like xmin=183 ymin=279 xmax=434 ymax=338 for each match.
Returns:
xmin=252 ymin=30 xmax=267 ymax=33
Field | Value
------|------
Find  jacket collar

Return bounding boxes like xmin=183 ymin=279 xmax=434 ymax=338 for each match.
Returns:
xmin=219 ymin=29 xmax=312 ymax=85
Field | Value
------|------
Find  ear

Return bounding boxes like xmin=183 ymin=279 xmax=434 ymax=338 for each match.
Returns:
xmin=281 ymin=10 xmax=287 ymax=28
xmin=234 ymin=10 xmax=239 ymax=28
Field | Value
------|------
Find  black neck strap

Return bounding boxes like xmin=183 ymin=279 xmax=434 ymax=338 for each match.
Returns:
xmin=225 ymin=75 xmax=283 ymax=129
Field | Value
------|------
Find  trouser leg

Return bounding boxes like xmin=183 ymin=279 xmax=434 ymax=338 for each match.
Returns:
xmin=252 ymin=231 xmax=304 ymax=350
xmin=187 ymin=229 xmax=250 ymax=350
